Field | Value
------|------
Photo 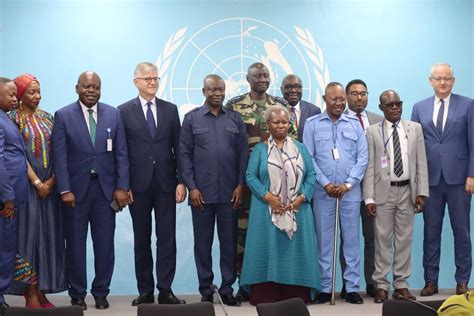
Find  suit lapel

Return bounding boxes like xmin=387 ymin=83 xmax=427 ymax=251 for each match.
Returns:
xmin=95 ymin=103 xmax=106 ymax=149
xmin=442 ymin=94 xmax=457 ymax=138
xmin=131 ymin=97 xmax=154 ymax=140
xmin=402 ymin=120 xmax=414 ymax=160
xmin=155 ymin=97 xmax=166 ymax=140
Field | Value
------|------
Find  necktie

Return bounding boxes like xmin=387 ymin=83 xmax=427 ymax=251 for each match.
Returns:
xmin=87 ymin=108 xmax=96 ymax=145
xmin=356 ymin=113 xmax=365 ymax=130
xmin=392 ymin=124 xmax=403 ymax=177
xmin=290 ymin=106 xmax=298 ymax=129
xmin=146 ymin=101 xmax=157 ymax=138
xmin=436 ymin=98 xmax=445 ymax=135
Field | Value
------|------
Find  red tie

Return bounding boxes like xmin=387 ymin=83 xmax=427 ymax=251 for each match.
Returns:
xmin=356 ymin=113 xmax=365 ymax=130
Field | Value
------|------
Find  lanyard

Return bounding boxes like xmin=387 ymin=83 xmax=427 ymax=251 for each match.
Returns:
xmin=381 ymin=120 xmax=400 ymax=153
xmin=331 ymin=122 xmax=338 ymax=148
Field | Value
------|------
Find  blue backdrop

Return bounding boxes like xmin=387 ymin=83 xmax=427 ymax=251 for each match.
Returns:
xmin=1 ymin=0 xmax=473 ymax=294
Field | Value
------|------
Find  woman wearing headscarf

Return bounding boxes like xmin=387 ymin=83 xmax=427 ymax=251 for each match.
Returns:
xmin=8 ymin=74 xmax=66 ymax=307
xmin=240 ymin=104 xmax=319 ymax=305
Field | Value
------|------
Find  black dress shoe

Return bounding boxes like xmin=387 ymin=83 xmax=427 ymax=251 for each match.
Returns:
xmin=94 ymin=296 xmax=109 ymax=310
xmin=201 ymin=294 xmax=214 ymax=303
xmin=366 ymin=284 xmax=376 ymax=297
xmin=0 ymin=302 xmax=10 ymax=312
xmin=340 ymin=284 xmax=347 ymax=299
xmin=221 ymin=293 xmax=241 ymax=307
xmin=236 ymin=288 xmax=250 ymax=302
xmin=158 ymin=290 xmax=186 ymax=304
xmin=312 ymin=292 xmax=331 ymax=304
xmin=132 ymin=293 xmax=155 ymax=306
xmin=345 ymin=292 xmax=364 ymax=304
xmin=70 ymin=298 xmax=87 ymax=310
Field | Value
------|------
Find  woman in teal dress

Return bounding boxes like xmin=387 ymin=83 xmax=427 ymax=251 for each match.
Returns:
xmin=240 ymin=104 xmax=319 ymax=305
xmin=8 ymin=74 xmax=66 ymax=307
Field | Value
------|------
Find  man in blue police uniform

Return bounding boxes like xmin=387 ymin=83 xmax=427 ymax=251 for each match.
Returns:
xmin=180 ymin=74 xmax=248 ymax=306
xmin=303 ymin=82 xmax=368 ymax=304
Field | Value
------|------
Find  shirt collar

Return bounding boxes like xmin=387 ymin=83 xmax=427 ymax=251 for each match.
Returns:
xmin=79 ymin=101 xmax=97 ymax=113
xmin=319 ymin=110 xmax=349 ymax=122
xmin=347 ymin=108 xmax=367 ymax=117
xmin=435 ymin=93 xmax=451 ymax=105
xmin=201 ymin=104 xmax=226 ymax=115
xmin=139 ymin=95 xmax=155 ymax=107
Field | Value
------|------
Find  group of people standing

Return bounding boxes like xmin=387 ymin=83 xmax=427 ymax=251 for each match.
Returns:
xmin=0 ymin=61 xmax=472 ymax=313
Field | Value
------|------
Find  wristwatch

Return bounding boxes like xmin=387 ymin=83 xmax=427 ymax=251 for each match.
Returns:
xmin=344 ymin=182 xmax=352 ymax=191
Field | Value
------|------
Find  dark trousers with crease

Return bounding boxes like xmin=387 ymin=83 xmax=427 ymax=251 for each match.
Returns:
xmin=0 ymin=211 xmax=17 ymax=304
xmin=65 ymin=178 xmax=116 ymax=299
xmin=129 ymin=171 xmax=177 ymax=294
xmin=192 ymin=203 xmax=237 ymax=296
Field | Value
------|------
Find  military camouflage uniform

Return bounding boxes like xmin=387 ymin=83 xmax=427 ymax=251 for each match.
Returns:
xmin=225 ymin=92 xmax=297 ymax=278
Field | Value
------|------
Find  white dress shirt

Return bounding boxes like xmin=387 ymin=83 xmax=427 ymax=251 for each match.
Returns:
xmin=432 ymin=93 xmax=451 ymax=130
xmin=347 ymin=108 xmax=370 ymax=132
xmin=139 ymin=95 xmax=157 ymax=126
xmin=80 ymin=101 xmax=98 ymax=131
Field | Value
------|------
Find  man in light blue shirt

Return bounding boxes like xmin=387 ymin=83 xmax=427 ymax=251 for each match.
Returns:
xmin=303 ymin=82 xmax=368 ymax=304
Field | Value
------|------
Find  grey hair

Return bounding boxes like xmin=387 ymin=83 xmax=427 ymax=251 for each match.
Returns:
xmin=430 ymin=63 xmax=454 ymax=77
xmin=134 ymin=62 xmax=158 ymax=78
xmin=264 ymin=105 xmax=290 ymax=122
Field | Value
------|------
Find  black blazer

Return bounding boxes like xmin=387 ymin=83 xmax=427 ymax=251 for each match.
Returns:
xmin=298 ymin=100 xmax=321 ymax=141
xmin=118 ymin=97 xmax=181 ymax=193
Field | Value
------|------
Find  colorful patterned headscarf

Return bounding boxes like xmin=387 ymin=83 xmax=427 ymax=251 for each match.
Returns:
xmin=14 ymin=74 xmax=39 ymax=100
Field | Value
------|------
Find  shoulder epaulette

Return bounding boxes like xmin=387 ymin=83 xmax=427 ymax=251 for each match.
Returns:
xmin=274 ymin=96 xmax=289 ymax=106
xmin=225 ymin=94 xmax=246 ymax=106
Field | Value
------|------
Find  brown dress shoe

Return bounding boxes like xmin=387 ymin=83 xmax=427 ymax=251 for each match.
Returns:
xmin=393 ymin=288 xmax=416 ymax=300
xmin=374 ymin=289 xmax=388 ymax=304
xmin=420 ymin=282 xmax=438 ymax=296
xmin=456 ymin=283 xmax=469 ymax=295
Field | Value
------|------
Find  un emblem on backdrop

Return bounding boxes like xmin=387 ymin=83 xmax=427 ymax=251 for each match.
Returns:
xmin=155 ymin=17 xmax=330 ymax=117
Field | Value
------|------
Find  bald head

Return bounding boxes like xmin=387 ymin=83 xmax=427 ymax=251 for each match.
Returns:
xmin=379 ymin=90 xmax=402 ymax=123
xmin=76 ymin=71 xmax=101 ymax=108
xmin=281 ymin=74 xmax=303 ymax=106
xmin=202 ymin=74 xmax=225 ymax=108
xmin=0 ymin=77 xmax=18 ymax=112
xmin=247 ymin=63 xmax=270 ymax=94
xmin=379 ymin=90 xmax=400 ymax=104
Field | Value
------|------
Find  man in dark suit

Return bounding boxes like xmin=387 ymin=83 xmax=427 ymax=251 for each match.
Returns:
xmin=340 ymin=79 xmax=383 ymax=298
xmin=52 ymin=72 xmax=130 ymax=310
xmin=118 ymin=62 xmax=186 ymax=306
xmin=280 ymin=74 xmax=321 ymax=141
xmin=0 ymin=77 xmax=28 ymax=313
xmin=412 ymin=63 xmax=474 ymax=296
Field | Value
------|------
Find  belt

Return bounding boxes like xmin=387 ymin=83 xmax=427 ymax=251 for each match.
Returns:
xmin=90 ymin=172 xmax=99 ymax=179
xmin=390 ymin=179 xmax=409 ymax=187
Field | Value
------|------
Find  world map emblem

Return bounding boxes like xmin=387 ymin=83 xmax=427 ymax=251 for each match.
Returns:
xmin=155 ymin=17 xmax=330 ymax=117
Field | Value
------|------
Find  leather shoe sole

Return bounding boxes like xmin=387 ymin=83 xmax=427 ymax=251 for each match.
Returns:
xmin=345 ymin=292 xmax=364 ymax=304
xmin=312 ymin=292 xmax=331 ymax=304
xmin=132 ymin=294 xmax=154 ymax=306
xmin=420 ymin=282 xmax=438 ymax=296
xmin=374 ymin=289 xmax=388 ymax=304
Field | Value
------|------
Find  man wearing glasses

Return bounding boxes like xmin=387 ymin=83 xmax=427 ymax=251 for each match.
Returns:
xmin=280 ymin=74 xmax=320 ymax=141
xmin=364 ymin=90 xmax=428 ymax=303
xmin=303 ymin=82 xmax=368 ymax=304
xmin=340 ymin=79 xmax=383 ymax=299
xmin=118 ymin=62 xmax=187 ymax=306
xmin=412 ymin=63 xmax=474 ymax=296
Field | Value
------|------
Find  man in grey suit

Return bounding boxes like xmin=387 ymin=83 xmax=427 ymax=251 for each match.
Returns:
xmin=364 ymin=90 xmax=428 ymax=303
xmin=280 ymin=74 xmax=320 ymax=141
xmin=340 ymin=79 xmax=383 ymax=298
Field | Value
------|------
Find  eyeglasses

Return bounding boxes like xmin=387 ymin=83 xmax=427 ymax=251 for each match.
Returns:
xmin=328 ymin=97 xmax=346 ymax=103
xmin=136 ymin=77 xmax=160 ymax=83
xmin=431 ymin=77 xmax=454 ymax=82
xmin=384 ymin=101 xmax=403 ymax=108
xmin=283 ymin=84 xmax=302 ymax=91
xmin=349 ymin=91 xmax=368 ymax=97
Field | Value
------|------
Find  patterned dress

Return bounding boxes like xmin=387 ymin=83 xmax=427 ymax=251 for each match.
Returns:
xmin=8 ymin=109 xmax=67 ymax=294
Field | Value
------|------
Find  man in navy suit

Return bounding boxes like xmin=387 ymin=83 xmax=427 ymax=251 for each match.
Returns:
xmin=118 ymin=62 xmax=186 ymax=306
xmin=280 ymin=74 xmax=321 ymax=141
xmin=52 ymin=72 xmax=130 ymax=310
xmin=0 ymin=77 xmax=28 ymax=313
xmin=412 ymin=63 xmax=474 ymax=296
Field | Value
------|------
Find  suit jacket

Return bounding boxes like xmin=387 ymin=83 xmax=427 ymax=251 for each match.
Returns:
xmin=52 ymin=101 xmax=129 ymax=203
xmin=298 ymin=100 xmax=321 ymax=141
xmin=411 ymin=94 xmax=474 ymax=186
xmin=118 ymin=97 xmax=181 ymax=193
xmin=0 ymin=110 xmax=28 ymax=204
xmin=344 ymin=109 xmax=384 ymax=128
xmin=363 ymin=120 xmax=429 ymax=205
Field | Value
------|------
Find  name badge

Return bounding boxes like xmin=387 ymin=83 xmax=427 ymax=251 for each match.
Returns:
xmin=331 ymin=148 xmax=340 ymax=160
xmin=381 ymin=155 xmax=388 ymax=168
xmin=107 ymin=128 xmax=112 ymax=152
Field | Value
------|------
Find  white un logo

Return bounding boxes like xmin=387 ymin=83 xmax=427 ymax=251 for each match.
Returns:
xmin=155 ymin=17 xmax=331 ymax=118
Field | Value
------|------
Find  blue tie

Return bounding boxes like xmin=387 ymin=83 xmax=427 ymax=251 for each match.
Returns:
xmin=436 ymin=99 xmax=444 ymax=135
xmin=146 ymin=101 xmax=157 ymax=138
